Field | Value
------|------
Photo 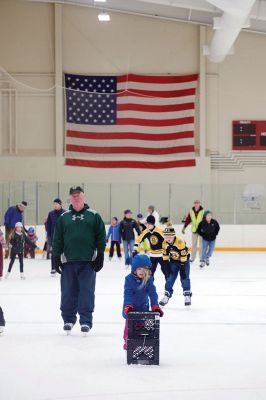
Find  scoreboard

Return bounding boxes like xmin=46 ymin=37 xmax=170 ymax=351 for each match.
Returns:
xmin=233 ymin=120 xmax=266 ymax=150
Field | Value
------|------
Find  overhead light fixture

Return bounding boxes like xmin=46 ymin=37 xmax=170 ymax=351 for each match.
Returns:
xmin=98 ymin=12 xmax=110 ymax=22
xmin=94 ymin=0 xmax=107 ymax=3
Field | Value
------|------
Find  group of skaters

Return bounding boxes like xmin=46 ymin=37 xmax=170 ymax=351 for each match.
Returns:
xmin=0 ymin=188 xmax=220 ymax=345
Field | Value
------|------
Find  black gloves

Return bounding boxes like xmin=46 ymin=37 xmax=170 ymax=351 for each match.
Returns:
xmin=54 ymin=256 xmax=63 ymax=274
xmin=92 ymin=253 xmax=104 ymax=272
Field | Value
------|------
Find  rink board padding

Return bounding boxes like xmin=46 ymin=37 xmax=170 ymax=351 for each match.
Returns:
xmin=127 ymin=312 xmax=160 ymax=365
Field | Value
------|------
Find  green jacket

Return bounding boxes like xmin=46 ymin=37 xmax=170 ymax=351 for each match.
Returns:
xmin=53 ymin=203 xmax=106 ymax=262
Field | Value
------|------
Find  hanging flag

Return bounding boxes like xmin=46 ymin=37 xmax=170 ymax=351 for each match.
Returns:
xmin=64 ymin=73 xmax=198 ymax=169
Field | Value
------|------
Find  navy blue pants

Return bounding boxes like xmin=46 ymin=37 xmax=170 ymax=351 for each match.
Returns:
xmin=165 ymin=260 xmax=191 ymax=297
xmin=60 ymin=262 xmax=96 ymax=327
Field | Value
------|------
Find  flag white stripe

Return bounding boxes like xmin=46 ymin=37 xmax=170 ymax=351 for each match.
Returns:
xmin=66 ymin=137 xmax=194 ymax=148
xmin=117 ymin=81 xmax=197 ymax=92
xmin=117 ymin=109 xmax=194 ymax=120
xmin=65 ymin=151 xmax=196 ymax=162
xmin=117 ymin=95 xmax=196 ymax=105
xmin=66 ymin=123 xmax=195 ymax=134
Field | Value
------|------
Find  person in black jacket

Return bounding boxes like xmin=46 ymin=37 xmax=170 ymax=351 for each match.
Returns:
xmin=5 ymin=222 xmax=37 ymax=280
xmin=46 ymin=198 xmax=65 ymax=275
xmin=0 ymin=306 xmax=5 ymax=333
xmin=197 ymin=211 xmax=220 ymax=268
xmin=119 ymin=209 xmax=140 ymax=266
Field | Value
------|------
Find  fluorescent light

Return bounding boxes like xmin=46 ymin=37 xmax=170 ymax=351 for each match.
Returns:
xmin=94 ymin=0 xmax=106 ymax=3
xmin=98 ymin=12 xmax=110 ymax=21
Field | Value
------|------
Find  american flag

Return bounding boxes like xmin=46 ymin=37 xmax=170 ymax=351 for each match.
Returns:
xmin=64 ymin=73 xmax=198 ymax=169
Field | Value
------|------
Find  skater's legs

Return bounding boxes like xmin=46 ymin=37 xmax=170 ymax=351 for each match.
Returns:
xmin=8 ymin=252 xmax=16 ymax=272
xmin=201 ymin=240 xmax=209 ymax=262
xmin=18 ymin=253 xmax=24 ymax=273
xmin=0 ymin=244 xmax=3 ymax=277
xmin=158 ymin=257 xmax=169 ymax=280
xmin=191 ymin=233 xmax=199 ymax=261
xmin=180 ymin=260 xmax=191 ymax=291
xmin=0 ymin=307 xmax=5 ymax=327
xmin=109 ymin=241 xmax=115 ymax=258
xmin=164 ymin=263 xmax=178 ymax=297
xmin=150 ymin=257 xmax=159 ymax=276
xmin=206 ymin=240 xmax=216 ymax=258
xmin=123 ymin=240 xmax=129 ymax=263
xmin=77 ymin=262 xmax=96 ymax=327
xmin=60 ymin=263 xmax=79 ymax=325
xmin=116 ymin=242 xmax=122 ymax=258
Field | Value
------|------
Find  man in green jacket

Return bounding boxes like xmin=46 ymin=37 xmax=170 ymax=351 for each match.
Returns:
xmin=53 ymin=186 xmax=106 ymax=335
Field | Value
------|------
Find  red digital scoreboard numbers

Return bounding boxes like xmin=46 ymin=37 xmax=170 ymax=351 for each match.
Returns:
xmin=233 ymin=120 xmax=266 ymax=150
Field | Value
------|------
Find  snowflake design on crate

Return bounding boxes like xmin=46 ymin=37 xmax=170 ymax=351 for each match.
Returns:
xmin=134 ymin=319 xmax=156 ymax=333
xmin=132 ymin=346 xmax=154 ymax=360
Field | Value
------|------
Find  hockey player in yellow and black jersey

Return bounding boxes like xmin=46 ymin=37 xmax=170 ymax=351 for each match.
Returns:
xmin=159 ymin=224 xmax=192 ymax=307
xmin=133 ymin=215 xmax=168 ymax=280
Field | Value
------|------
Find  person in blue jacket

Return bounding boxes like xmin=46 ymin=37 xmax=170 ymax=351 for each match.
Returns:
xmin=46 ymin=198 xmax=65 ymax=275
xmin=4 ymin=201 xmax=27 ymax=258
xmin=122 ymin=254 xmax=163 ymax=350
xmin=106 ymin=217 xmax=121 ymax=261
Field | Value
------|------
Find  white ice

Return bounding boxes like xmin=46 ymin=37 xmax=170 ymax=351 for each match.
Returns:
xmin=0 ymin=252 xmax=266 ymax=400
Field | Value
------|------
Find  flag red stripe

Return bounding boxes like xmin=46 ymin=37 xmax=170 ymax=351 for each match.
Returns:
xmin=66 ymin=158 xmax=196 ymax=169
xmin=117 ymin=102 xmax=195 ymax=112
xmin=66 ymin=144 xmax=195 ymax=155
xmin=117 ymin=74 xmax=198 ymax=84
xmin=117 ymin=116 xmax=194 ymax=127
xmin=66 ymin=130 xmax=194 ymax=141
xmin=117 ymin=88 xmax=196 ymax=98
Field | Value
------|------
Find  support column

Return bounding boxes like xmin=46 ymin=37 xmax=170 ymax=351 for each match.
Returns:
xmin=199 ymin=25 xmax=206 ymax=159
xmin=55 ymin=3 xmax=64 ymax=158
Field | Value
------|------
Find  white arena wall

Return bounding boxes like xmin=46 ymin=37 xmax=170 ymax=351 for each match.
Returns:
xmin=18 ymin=225 xmax=266 ymax=251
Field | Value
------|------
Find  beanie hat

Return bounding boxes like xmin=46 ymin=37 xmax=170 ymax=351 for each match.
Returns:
xmin=53 ymin=198 xmax=62 ymax=205
xmin=137 ymin=213 xmax=143 ymax=218
xmin=163 ymin=223 xmax=175 ymax=236
xmin=15 ymin=222 xmax=23 ymax=228
xmin=146 ymin=215 xmax=155 ymax=225
xmin=204 ymin=210 xmax=211 ymax=218
xmin=131 ymin=254 xmax=152 ymax=272
xmin=20 ymin=201 xmax=27 ymax=207
xmin=28 ymin=227 xmax=35 ymax=234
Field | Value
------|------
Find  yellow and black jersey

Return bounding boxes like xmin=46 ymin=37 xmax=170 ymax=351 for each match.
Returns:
xmin=162 ymin=236 xmax=189 ymax=263
xmin=134 ymin=226 xmax=164 ymax=256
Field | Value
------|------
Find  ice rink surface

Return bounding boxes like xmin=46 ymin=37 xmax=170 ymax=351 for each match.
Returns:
xmin=0 ymin=252 xmax=266 ymax=400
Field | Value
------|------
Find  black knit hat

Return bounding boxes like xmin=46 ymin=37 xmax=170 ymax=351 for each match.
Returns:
xmin=53 ymin=198 xmax=62 ymax=205
xmin=146 ymin=215 xmax=155 ymax=225
xmin=163 ymin=224 xmax=175 ymax=236
xmin=20 ymin=201 xmax=27 ymax=207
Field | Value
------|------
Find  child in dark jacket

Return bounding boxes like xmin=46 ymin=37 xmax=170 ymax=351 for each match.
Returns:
xmin=106 ymin=217 xmax=121 ymax=261
xmin=122 ymin=254 xmax=163 ymax=350
xmin=24 ymin=227 xmax=38 ymax=259
xmin=0 ymin=306 xmax=5 ymax=334
xmin=5 ymin=222 xmax=37 ymax=280
xmin=197 ymin=210 xmax=220 ymax=268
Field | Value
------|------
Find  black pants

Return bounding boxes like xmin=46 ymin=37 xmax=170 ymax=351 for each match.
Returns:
xmin=8 ymin=252 xmax=24 ymax=273
xmin=109 ymin=241 xmax=121 ymax=258
xmin=150 ymin=256 xmax=168 ymax=281
xmin=0 ymin=307 xmax=5 ymax=326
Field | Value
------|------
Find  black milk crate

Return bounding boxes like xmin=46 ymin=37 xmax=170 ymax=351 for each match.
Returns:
xmin=127 ymin=312 xmax=160 ymax=365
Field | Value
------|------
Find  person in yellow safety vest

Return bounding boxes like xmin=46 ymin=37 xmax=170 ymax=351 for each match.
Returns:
xmin=182 ymin=200 xmax=204 ymax=262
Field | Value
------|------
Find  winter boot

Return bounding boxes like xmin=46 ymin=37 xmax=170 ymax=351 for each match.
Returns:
xmin=199 ymin=260 xmax=205 ymax=268
xmin=63 ymin=323 xmax=74 ymax=335
xmin=183 ymin=291 xmax=192 ymax=306
xmin=159 ymin=291 xmax=170 ymax=306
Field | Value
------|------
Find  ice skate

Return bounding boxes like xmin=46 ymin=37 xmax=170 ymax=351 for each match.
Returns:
xmin=81 ymin=325 xmax=91 ymax=336
xmin=206 ymin=257 xmax=210 ymax=266
xmin=50 ymin=269 xmax=56 ymax=277
xmin=183 ymin=291 xmax=192 ymax=306
xmin=109 ymin=256 xmax=112 ymax=261
xmin=0 ymin=326 xmax=4 ymax=334
xmin=4 ymin=272 xmax=10 ymax=279
xmin=199 ymin=260 xmax=205 ymax=268
xmin=159 ymin=291 xmax=170 ymax=306
xmin=20 ymin=273 xmax=26 ymax=280
xmin=63 ymin=323 xmax=74 ymax=335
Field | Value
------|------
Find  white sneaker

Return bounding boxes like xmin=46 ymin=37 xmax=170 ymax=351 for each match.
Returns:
xmin=5 ymin=272 xmax=10 ymax=279
xmin=20 ymin=273 xmax=26 ymax=280
xmin=159 ymin=291 xmax=170 ymax=306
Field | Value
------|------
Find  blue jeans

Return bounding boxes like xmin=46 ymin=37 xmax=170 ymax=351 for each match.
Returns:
xmin=165 ymin=261 xmax=190 ymax=297
xmin=201 ymin=240 xmax=216 ymax=261
xmin=60 ymin=261 xmax=96 ymax=327
xmin=123 ymin=240 xmax=135 ymax=264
